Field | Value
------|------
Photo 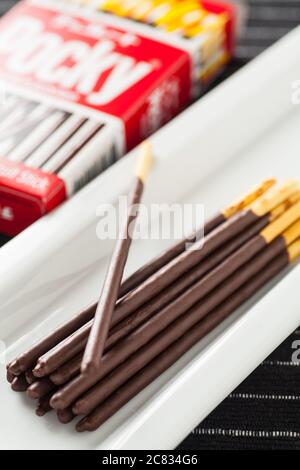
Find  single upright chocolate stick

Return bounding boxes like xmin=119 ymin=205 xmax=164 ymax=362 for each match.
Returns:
xmin=81 ymin=141 xmax=153 ymax=375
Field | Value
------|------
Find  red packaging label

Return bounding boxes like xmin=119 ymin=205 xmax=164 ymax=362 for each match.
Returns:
xmin=0 ymin=1 xmax=192 ymax=149
xmin=0 ymin=157 xmax=66 ymax=235
xmin=0 ymin=0 xmax=235 ymax=236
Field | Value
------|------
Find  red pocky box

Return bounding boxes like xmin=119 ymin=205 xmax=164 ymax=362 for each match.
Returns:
xmin=0 ymin=0 xmax=236 ymax=235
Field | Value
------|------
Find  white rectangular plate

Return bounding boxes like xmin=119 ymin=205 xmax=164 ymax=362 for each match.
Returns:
xmin=0 ymin=27 xmax=300 ymax=450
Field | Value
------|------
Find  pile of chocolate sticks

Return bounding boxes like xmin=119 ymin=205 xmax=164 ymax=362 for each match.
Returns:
xmin=6 ymin=159 xmax=300 ymax=432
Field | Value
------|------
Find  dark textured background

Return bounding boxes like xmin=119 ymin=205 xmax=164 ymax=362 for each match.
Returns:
xmin=1 ymin=0 xmax=300 ymax=451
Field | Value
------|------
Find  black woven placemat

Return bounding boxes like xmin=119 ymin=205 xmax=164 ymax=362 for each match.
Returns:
xmin=1 ymin=0 xmax=299 ymax=451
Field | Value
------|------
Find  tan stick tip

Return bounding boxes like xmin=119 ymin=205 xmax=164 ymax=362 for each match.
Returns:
xmin=288 ymin=238 xmax=300 ymax=262
xmin=251 ymin=179 xmax=299 ymax=217
xmin=222 ymin=177 xmax=277 ymax=219
xmin=261 ymin=199 xmax=300 ymax=244
xmin=135 ymin=140 xmax=153 ymax=183
xmin=283 ymin=219 xmax=300 ymax=246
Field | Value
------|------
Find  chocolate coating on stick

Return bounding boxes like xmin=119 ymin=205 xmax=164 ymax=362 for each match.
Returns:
xmin=8 ymin=303 xmax=97 ymax=375
xmin=76 ymin=253 xmax=288 ymax=432
xmin=34 ymin=330 xmax=88 ymax=379
xmin=11 ymin=214 xmax=226 ymax=377
xmin=36 ymin=394 xmax=53 ymax=417
xmin=119 ymin=177 xmax=277 ymax=297
xmin=56 ymin=408 xmax=75 ymax=424
xmin=27 ymin=378 xmax=55 ymax=399
xmin=110 ymin=210 xmax=260 ymax=326
xmin=25 ymin=370 xmax=36 ymax=385
xmin=48 ymin=216 xmax=269 ymax=384
xmin=50 ymin=233 xmax=280 ymax=410
xmin=6 ymin=368 xmax=15 ymax=384
xmin=82 ymin=178 xmax=144 ymax=375
xmin=11 ymin=375 xmax=28 ymax=392
xmin=119 ymin=212 xmax=225 ymax=297
xmin=7 ymin=359 xmax=19 ymax=376
xmin=50 ymin=353 xmax=83 ymax=385
xmin=8 ymin=182 xmax=291 ymax=376
xmin=73 ymin=238 xmax=286 ymax=416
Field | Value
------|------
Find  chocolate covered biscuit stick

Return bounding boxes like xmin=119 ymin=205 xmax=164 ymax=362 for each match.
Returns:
xmin=81 ymin=141 xmax=153 ymax=375
xmin=76 ymin=252 xmax=294 ymax=432
xmin=46 ymin=216 xmax=271 ymax=383
xmin=25 ymin=370 xmax=36 ymax=385
xmin=6 ymin=179 xmax=276 ymax=376
xmin=103 ymin=180 xmax=300 ymax=327
xmin=50 ymin=353 xmax=83 ymax=386
xmin=56 ymin=408 xmax=75 ymax=424
xmin=26 ymin=378 xmax=55 ymax=399
xmin=6 ymin=368 xmax=15 ymax=384
xmin=119 ymin=177 xmax=276 ymax=296
xmin=5 ymin=178 xmax=300 ymax=433
xmin=72 ymin=237 xmax=294 ymax=416
xmin=49 ymin=206 xmax=300 ymax=410
xmin=11 ymin=375 xmax=28 ymax=392
xmin=36 ymin=394 xmax=53 ymax=417
xmin=8 ymin=304 xmax=97 ymax=376
xmin=33 ymin=194 xmax=300 ymax=380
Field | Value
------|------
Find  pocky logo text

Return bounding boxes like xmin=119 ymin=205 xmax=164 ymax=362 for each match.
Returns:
xmin=0 ymin=2 xmax=189 ymax=117
xmin=0 ymin=0 xmax=196 ymax=236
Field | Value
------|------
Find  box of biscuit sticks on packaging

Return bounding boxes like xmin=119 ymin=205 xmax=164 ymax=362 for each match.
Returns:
xmin=0 ymin=0 xmax=237 ymax=236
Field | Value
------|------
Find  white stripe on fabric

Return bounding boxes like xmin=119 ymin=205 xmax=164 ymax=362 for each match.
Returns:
xmin=193 ymin=429 xmax=300 ymax=438
xmin=229 ymin=393 xmax=300 ymax=401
